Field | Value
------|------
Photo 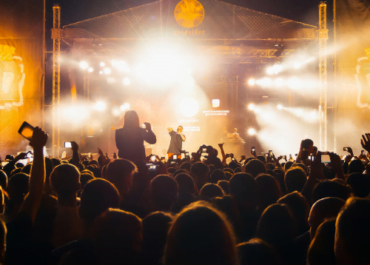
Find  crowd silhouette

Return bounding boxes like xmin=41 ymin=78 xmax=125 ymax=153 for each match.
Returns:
xmin=1 ymin=110 xmax=370 ymax=265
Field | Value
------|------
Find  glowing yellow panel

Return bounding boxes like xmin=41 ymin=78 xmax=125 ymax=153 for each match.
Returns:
xmin=174 ymin=0 xmax=205 ymax=29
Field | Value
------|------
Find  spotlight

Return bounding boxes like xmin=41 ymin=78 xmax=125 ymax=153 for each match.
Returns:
xmin=260 ymin=77 xmax=273 ymax=87
xmin=94 ymin=101 xmax=106 ymax=112
xmin=79 ymin=61 xmax=88 ymax=70
xmin=112 ymin=108 xmax=120 ymax=116
xmin=272 ymin=64 xmax=283 ymax=74
xmin=103 ymin=67 xmax=111 ymax=75
xmin=277 ymin=104 xmax=283 ymax=110
xmin=88 ymin=67 xmax=94 ymax=73
xmin=120 ymin=103 xmax=130 ymax=112
xmin=123 ymin=77 xmax=131 ymax=86
xmin=248 ymin=128 xmax=257 ymax=136
xmin=248 ymin=78 xmax=256 ymax=86
xmin=99 ymin=71 xmax=103 ymax=74
xmin=100 ymin=62 xmax=105 ymax=67
xmin=266 ymin=67 xmax=274 ymax=75
xmin=248 ymin=103 xmax=255 ymax=111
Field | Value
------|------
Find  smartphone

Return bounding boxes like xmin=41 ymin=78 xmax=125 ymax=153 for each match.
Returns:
xmin=161 ymin=157 xmax=166 ymax=163
xmin=18 ymin=122 xmax=34 ymax=141
xmin=269 ymin=150 xmax=273 ymax=157
xmin=321 ymin=153 xmax=330 ymax=163
xmin=251 ymin=147 xmax=255 ymax=154
xmin=140 ymin=123 xmax=146 ymax=129
xmin=150 ymin=155 xmax=156 ymax=162
xmin=343 ymin=147 xmax=349 ymax=152
xmin=265 ymin=153 xmax=268 ymax=157
xmin=361 ymin=150 xmax=364 ymax=155
xmin=185 ymin=152 xmax=190 ymax=158
xmin=202 ymin=148 xmax=207 ymax=153
xmin=283 ymin=155 xmax=287 ymax=160
xmin=64 ymin=142 xmax=72 ymax=148
xmin=173 ymin=155 xmax=177 ymax=160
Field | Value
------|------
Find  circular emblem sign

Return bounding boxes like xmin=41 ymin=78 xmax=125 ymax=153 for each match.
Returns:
xmin=174 ymin=0 xmax=205 ymax=28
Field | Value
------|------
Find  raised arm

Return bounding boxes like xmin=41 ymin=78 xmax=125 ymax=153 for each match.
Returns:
xmin=218 ymin=143 xmax=227 ymax=165
xmin=143 ymin=122 xmax=156 ymax=144
xmin=20 ymin=127 xmax=48 ymax=223
xmin=301 ymin=151 xmax=324 ymax=204
xmin=69 ymin=141 xmax=80 ymax=167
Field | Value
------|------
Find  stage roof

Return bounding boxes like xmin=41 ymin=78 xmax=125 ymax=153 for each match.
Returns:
xmin=63 ymin=0 xmax=317 ymax=41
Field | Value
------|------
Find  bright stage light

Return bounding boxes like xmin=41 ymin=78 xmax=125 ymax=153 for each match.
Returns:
xmin=99 ymin=71 xmax=103 ymax=74
xmin=248 ymin=103 xmax=255 ymax=111
xmin=293 ymin=63 xmax=301 ymax=69
xmin=94 ymin=101 xmax=106 ymax=112
xmin=266 ymin=67 xmax=274 ymax=75
xmin=248 ymin=128 xmax=257 ymax=136
xmin=100 ymin=62 xmax=105 ymax=67
xmin=123 ymin=77 xmax=131 ymax=86
xmin=212 ymin=99 xmax=220 ymax=108
xmin=248 ymin=78 xmax=256 ymax=86
xmin=260 ymin=77 xmax=273 ymax=87
xmin=180 ymin=98 xmax=199 ymax=118
xmin=275 ymin=78 xmax=285 ymax=87
xmin=120 ymin=103 xmax=130 ymax=112
xmin=113 ymin=60 xmax=130 ymax=72
xmin=295 ymin=109 xmax=303 ymax=117
xmin=79 ymin=61 xmax=88 ymax=70
xmin=112 ymin=108 xmax=120 ymax=117
xmin=287 ymin=77 xmax=302 ymax=89
xmin=277 ymin=104 xmax=283 ymax=110
xmin=103 ymin=67 xmax=111 ymax=75
xmin=88 ymin=67 xmax=94 ymax=73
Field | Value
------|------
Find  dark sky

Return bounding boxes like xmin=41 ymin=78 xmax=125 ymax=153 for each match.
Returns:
xmin=49 ymin=0 xmax=334 ymax=27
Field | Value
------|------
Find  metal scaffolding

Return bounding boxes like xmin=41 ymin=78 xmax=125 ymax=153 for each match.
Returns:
xmin=319 ymin=2 xmax=328 ymax=150
xmin=52 ymin=4 xmax=61 ymax=157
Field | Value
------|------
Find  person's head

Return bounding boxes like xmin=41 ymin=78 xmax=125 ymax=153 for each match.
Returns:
xmin=348 ymin=159 xmax=365 ymax=175
xmin=244 ymin=159 xmax=266 ymax=178
xmin=210 ymin=169 xmax=226 ymax=184
xmin=150 ymin=175 xmax=179 ymax=212
xmin=284 ymin=161 xmax=293 ymax=171
xmin=312 ymin=180 xmax=350 ymax=204
xmin=200 ymin=183 xmax=224 ymax=199
xmin=106 ymin=159 xmax=137 ymax=199
xmin=190 ymin=162 xmax=210 ymax=189
xmin=175 ymin=173 xmax=196 ymax=195
xmin=346 ymin=172 xmax=370 ymax=197
xmin=123 ymin=109 xmax=140 ymax=128
xmin=0 ymin=170 xmax=8 ymax=190
xmin=278 ymin=191 xmax=309 ymax=235
xmin=237 ymin=238 xmax=279 ymax=265
xmin=173 ymin=169 xmax=187 ymax=177
xmin=255 ymin=174 xmax=282 ymax=211
xmin=95 ymin=209 xmax=142 ymax=265
xmin=8 ymin=173 xmax=29 ymax=204
xmin=79 ymin=173 xmax=95 ymax=196
xmin=308 ymin=197 xmax=345 ymax=239
xmin=141 ymin=212 xmax=173 ymax=265
xmin=177 ymin=126 xmax=183 ymax=133
xmin=335 ymin=198 xmax=370 ymax=265
xmin=21 ymin=164 xmax=32 ymax=175
xmin=301 ymin=139 xmax=314 ymax=153
xmin=284 ymin=167 xmax=307 ymax=193
xmin=163 ymin=201 xmax=238 ymax=265
xmin=50 ymin=164 xmax=81 ymax=198
xmin=51 ymin=158 xmax=61 ymax=168
xmin=256 ymin=155 xmax=266 ymax=164
xmin=179 ymin=162 xmax=191 ymax=172
xmin=217 ymin=180 xmax=229 ymax=195
xmin=256 ymin=203 xmax=296 ymax=247
xmin=79 ymin=179 xmax=120 ymax=225
xmin=229 ymin=173 xmax=257 ymax=205
xmin=308 ymin=218 xmax=336 ymax=265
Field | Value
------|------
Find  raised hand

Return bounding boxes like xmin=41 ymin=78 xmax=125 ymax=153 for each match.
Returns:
xmin=361 ymin=134 xmax=370 ymax=153
xmin=71 ymin=141 xmax=79 ymax=153
xmin=144 ymin=122 xmax=152 ymax=131
xmin=329 ymin=152 xmax=344 ymax=179
xmin=29 ymin=127 xmax=48 ymax=150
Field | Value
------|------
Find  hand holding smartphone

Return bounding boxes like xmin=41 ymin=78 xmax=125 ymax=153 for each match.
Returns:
xmin=18 ymin=122 xmax=34 ymax=141
xmin=64 ymin=142 xmax=72 ymax=148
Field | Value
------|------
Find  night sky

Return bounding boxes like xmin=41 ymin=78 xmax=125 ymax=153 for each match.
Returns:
xmin=48 ymin=0 xmax=334 ymax=27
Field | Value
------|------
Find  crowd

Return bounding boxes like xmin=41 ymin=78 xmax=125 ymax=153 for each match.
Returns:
xmin=0 ymin=110 xmax=370 ymax=265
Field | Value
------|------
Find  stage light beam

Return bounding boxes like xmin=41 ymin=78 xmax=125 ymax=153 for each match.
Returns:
xmin=88 ymin=67 xmax=94 ymax=73
xmin=103 ymin=67 xmax=111 ymax=75
xmin=248 ymin=103 xmax=255 ymax=111
xmin=277 ymin=104 xmax=283 ymax=110
xmin=120 ymin=103 xmax=130 ymax=112
xmin=79 ymin=61 xmax=88 ymax=70
xmin=248 ymin=128 xmax=257 ymax=136
xmin=248 ymin=78 xmax=256 ymax=86
xmin=94 ymin=101 xmax=106 ymax=112
xmin=100 ymin=62 xmax=105 ymax=67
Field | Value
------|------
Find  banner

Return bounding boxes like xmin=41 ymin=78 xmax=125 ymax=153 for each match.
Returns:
xmin=336 ymin=0 xmax=370 ymax=151
xmin=0 ymin=1 xmax=43 ymax=158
